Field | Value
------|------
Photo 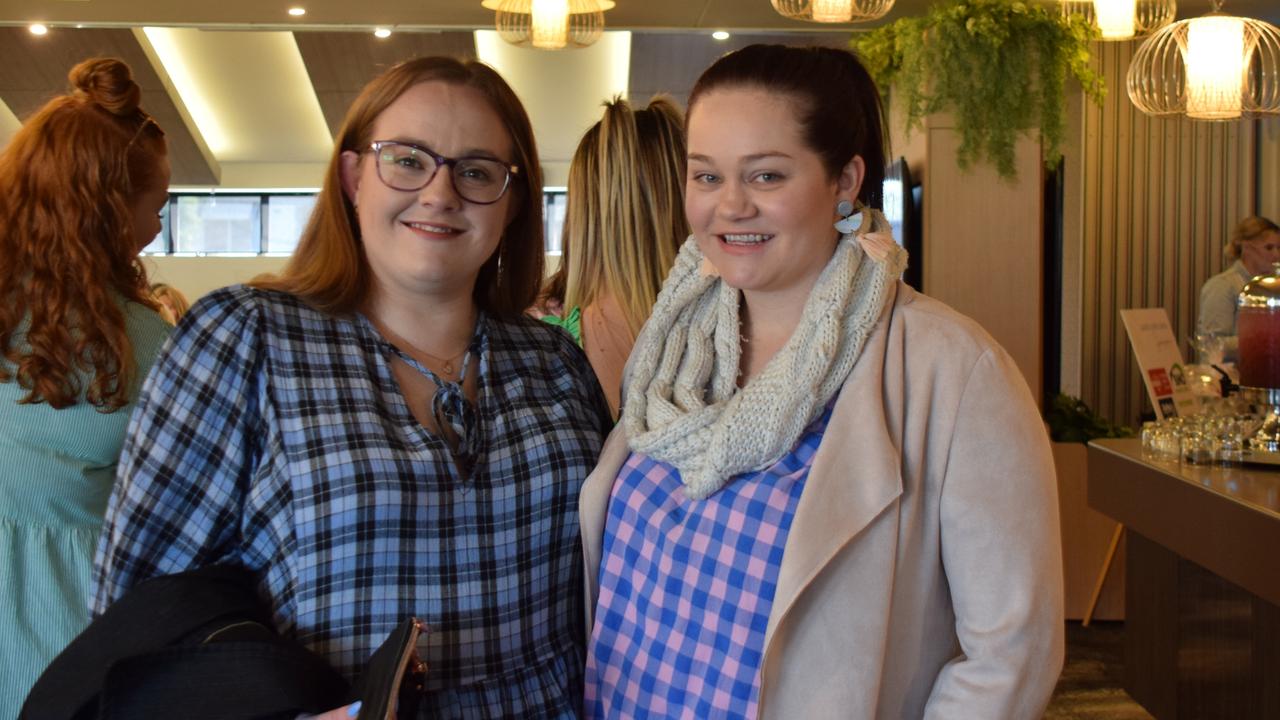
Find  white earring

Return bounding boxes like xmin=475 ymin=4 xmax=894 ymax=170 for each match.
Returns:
xmin=834 ymin=199 xmax=862 ymax=235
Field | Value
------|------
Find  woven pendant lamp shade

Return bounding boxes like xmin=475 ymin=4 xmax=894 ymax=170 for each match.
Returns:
xmin=481 ymin=0 xmax=616 ymax=50
xmin=1126 ymin=2 xmax=1280 ymax=120
xmin=1058 ymin=0 xmax=1176 ymax=40
xmin=770 ymin=0 xmax=895 ymax=24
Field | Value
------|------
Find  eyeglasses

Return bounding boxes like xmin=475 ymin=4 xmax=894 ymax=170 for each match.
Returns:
xmin=367 ymin=140 xmax=520 ymax=205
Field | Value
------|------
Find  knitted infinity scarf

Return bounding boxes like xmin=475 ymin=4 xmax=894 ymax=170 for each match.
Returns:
xmin=622 ymin=208 xmax=908 ymax=499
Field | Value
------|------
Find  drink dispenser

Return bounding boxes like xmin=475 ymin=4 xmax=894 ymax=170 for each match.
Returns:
xmin=1237 ymin=269 xmax=1280 ymax=451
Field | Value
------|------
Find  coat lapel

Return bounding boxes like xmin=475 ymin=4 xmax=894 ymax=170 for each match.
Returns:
xmin=580 ymin=424 xmax=629 ymax=631
xmin=764 ymin=288 xmax=905 ymax=647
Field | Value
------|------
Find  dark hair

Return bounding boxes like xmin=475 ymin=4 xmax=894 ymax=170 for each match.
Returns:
xmin=0 ymin=57 xmax=166 ymax=410
xmin=687 ymin=44 xmax=887 ymax=209
xmin=253 ymin=56 xmax=544 ymax=318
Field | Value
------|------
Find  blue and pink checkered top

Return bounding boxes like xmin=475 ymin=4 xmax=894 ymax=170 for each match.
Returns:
xmin=584 ymin=404 xmax=834 ymax=719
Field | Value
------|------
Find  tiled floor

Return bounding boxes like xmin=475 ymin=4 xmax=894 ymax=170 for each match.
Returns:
xmin=1043 ymin=621 xmax=1153 ymax=719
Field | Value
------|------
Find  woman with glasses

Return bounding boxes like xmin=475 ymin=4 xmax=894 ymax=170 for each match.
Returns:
xmin=0 ymin=57 xmax=171 ymax=707
xmin=93 ymin=57 xmax=610 ymax=717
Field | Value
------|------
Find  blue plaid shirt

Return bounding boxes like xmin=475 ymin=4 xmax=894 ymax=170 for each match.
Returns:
xmin=91 ymin=285 xmax=610 ymax=718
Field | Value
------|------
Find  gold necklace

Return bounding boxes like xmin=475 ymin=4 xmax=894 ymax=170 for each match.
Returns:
xmin=414 ymin=345 xmax=468 ymax=378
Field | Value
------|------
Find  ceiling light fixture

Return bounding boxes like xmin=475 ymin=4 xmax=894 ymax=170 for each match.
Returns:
xmin=373 ymin=27 xmax=392 ymax=38
xmin=481 ymin=0 xmax=615 ymax=50
xmin=288 ymin=7 xmax=307 ymax=17
xmin=1058 ymin=0 xmax=1175 ymax=41
xmin=712 ymin=30 xmax=730 ymax=41
xmin=29 ymin=23 xmax=49 ymax=35
xmin=1127 ymin=0 xmax=1280 ymax=120
xmin=770 ymin=0 xmax=894 ymax=24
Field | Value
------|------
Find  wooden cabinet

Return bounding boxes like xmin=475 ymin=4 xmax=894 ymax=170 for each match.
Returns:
xmin=1053 ymin=441 xmax=1125 ymax=620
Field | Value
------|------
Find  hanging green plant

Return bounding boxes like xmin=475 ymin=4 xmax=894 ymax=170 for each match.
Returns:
xmin=855 ymin=0 xmax=1105 ymax=179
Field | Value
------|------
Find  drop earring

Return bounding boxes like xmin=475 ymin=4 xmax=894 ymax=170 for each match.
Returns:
xmin=834 ymin=199 xmax=862 ymax=235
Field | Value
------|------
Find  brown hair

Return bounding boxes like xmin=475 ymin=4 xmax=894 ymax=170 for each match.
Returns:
xmin=542 ymin=95 xmax=688 ymax=339
xmin=253 ymin=56 xmax=544 ymax=318
xmin=1225 ymin=215 xmax=1280 ymax=260
xmin=0 ymin=57 xmax=167 ymax=410
xmin=687 ymin=44 xmax=888 ymax=209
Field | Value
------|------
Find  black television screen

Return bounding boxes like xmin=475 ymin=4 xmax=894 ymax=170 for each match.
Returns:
xmin=881 ymin=156 xmax=922 ymax=290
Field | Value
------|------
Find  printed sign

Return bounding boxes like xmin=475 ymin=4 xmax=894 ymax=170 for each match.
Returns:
xmin=1121 ymin=308 xmax=1198 ymax=420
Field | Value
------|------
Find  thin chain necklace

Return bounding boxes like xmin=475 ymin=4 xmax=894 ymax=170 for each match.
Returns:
xmin=414 ymin=345 xmax=468 ymax=379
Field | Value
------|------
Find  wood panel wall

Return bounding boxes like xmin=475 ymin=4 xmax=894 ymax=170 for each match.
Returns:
xmin=1075 ymin=40 xmax=1257 ymax=424
xmin=922 ymin=123 xmax=1044 ymax=399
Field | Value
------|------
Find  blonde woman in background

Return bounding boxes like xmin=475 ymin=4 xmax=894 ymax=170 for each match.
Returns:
xmin=1196 ymin=215 xmax=1280 ymax=361
xmin=538 ymin=96 xmax=688 ymax=417
xmin=150 ymin=282 xmax=190 ymax=324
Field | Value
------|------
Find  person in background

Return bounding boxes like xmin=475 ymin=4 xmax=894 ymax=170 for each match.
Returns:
xmin=149 ymin=282 xmax=190 ymax=325
xmin=1196 ymin=215 xmax=1280 ymax=362
xmin=92 ymin=56 xmax=609 ymax=718
xmin=0 ymin=57 xmax=171 ymax=707
xmin=581 ymin=44 xmax=1063 ymax=719
xmin=536 ymin=96 xmax=688 ymax=418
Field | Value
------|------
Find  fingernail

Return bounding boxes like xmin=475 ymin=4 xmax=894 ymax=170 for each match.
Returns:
xmin=347 ymin=701 xmax=363 ymax=717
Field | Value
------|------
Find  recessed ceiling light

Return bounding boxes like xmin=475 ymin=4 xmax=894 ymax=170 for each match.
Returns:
xmin=288 ymin=7 xmax=306 ymax=17
xmin=712 ymin=30 xmax=730 ymax=41
xmin=29 ymin=23 xmax=49 ymax=36
xmin=373 ymin=27 xmax=392 ymax=38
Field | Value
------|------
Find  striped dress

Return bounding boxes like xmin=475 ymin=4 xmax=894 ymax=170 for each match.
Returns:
xmin=0 ymin=302 xmax=170 ymax=708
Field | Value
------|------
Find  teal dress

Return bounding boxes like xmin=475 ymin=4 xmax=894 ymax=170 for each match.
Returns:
xmin=0 ymin=302 xmax=170 ymax=707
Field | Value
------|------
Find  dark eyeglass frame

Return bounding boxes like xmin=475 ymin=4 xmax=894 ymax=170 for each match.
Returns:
xmin=366 ymin=140 xmax=520 ymax=205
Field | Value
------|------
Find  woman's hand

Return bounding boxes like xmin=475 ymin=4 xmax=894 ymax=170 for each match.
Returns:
xmin=297 ymin=700 xmax=361 ymax=719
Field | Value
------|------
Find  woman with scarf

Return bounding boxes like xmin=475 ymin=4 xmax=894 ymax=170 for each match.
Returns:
xmin=581 ymin=45 xmax=1064 ymax=719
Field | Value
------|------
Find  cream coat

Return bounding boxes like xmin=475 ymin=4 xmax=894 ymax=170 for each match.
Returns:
xmin=580 ymin=283 xmax=1064 ymax=719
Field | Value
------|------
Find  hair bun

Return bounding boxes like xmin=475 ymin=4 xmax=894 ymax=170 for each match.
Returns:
xmin=69 ymin=57 xmax=142 ymax=116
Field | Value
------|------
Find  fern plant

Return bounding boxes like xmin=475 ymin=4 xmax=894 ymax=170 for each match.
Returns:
xmin=855 ymin=0 xmax=1105 ymax=179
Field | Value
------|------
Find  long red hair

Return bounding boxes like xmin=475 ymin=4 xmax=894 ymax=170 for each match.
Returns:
xmin=0 ymin=57 xmax=167 ymax=411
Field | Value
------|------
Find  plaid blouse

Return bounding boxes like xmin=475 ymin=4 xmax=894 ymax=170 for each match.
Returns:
xmin=584 ymin=405 xmax=833 ymax=719
xmin=91 ymin=285 xmax=610 ymax=719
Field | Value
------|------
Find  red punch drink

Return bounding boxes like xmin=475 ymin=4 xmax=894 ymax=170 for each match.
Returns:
xmin=1238 ymin=306 xmax=1280 ymax=388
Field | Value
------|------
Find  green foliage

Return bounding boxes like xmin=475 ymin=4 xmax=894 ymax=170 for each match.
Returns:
xmin=1045 ymin=393 xmax=1134 ymax=443
xmin=854 ymin=0 xmax=1105 ymax=179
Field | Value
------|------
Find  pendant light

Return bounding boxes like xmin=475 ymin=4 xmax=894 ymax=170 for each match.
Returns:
xmin=770 ymin=0 xmax=895 ymax=24
xmin=1127 ymin=0 xmax=1280 ymax=120
xmin=482 ymin=0 xmax=615 ymax=50
xmin=1058 ymin=0 xmax=1175 ymax=40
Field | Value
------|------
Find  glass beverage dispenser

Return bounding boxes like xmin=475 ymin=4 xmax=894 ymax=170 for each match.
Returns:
xmin=1237 ymin=269 xmax=1280 ymax=452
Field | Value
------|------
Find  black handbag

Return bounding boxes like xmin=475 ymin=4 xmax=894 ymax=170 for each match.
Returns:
xmin=21 ymin=566 xmax=426 ymax=720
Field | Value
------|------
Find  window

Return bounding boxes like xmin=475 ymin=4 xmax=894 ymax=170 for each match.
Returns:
xmin=173 ymin=195 xmax=261 ymax=254
xmin=141 ymin=190 xmax=563 ymax=256
xmin=544 ymin=189 xmax=567 ymax=255
xmin=265 ymin=195 xmax=317 ymax=255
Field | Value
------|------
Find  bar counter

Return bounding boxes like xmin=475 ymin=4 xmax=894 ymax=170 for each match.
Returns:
xmin=1087 ymin=438 xmax=1280 ymax=719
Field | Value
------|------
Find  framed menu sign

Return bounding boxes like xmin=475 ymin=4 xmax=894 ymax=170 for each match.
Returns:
xmin=1120 ymin=308 xmax=1198 ymax=420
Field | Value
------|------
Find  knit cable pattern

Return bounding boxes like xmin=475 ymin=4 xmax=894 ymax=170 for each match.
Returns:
xmin=623 ymin=209 xmax=908 ymax=499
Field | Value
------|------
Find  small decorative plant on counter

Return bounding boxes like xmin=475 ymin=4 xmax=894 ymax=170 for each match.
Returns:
xmin=1045 ymin=393 xmax=1135 ymax=443
xmin=854 ymin=0 xmax=1105 ymax=179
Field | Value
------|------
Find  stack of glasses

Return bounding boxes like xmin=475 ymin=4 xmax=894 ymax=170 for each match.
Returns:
xmin=1140 ymin=413 xmax=1263 ymax=466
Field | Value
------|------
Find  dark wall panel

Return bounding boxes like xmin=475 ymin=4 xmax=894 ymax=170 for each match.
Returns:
xmin=294 ymin=31 xmax=476 ymax=138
